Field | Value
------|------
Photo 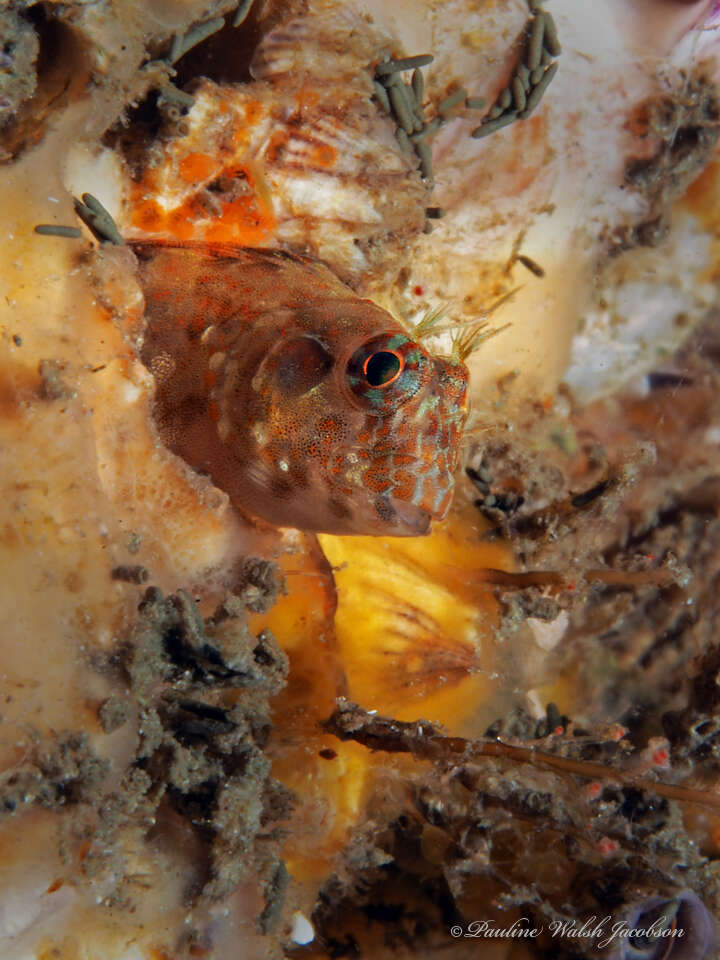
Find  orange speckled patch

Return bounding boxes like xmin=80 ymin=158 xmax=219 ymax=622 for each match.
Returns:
xmin=228 ymin=100 xmax=265 ymax=151
xmin=310 ymin=141 xmax=337 ymax=168
xmin=132 ymin=198 xmax=165 ymax=233
xmin=241 ymin=99 xmax=264 ymax=127
xmin=178 ymin=152 xmax=216 ymax=182
xmin=131 ymin=174 xmax=276 ymax=245
xmin=205 ymin=193 xmax=276 ymax=244
xmin=129 ymin=109 xmax=277 ymax=246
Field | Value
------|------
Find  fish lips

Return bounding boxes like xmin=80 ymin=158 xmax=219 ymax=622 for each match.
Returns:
xmin=384 ymin=496 xmax=433 ymax=536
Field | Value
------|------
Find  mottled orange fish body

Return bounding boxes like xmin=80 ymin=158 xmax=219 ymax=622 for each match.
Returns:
xmin=133 ymin=240 xmax=468 ymax=536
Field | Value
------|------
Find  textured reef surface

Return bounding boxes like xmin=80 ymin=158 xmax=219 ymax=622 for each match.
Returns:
xmin=2 ymin=1 xmax=720 ymax=958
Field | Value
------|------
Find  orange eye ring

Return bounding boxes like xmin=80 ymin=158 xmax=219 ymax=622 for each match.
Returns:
xmin=362 ymin=349 xmax=404 ymax=388
xmin=346 ymin=333 xmax=426 ymax=414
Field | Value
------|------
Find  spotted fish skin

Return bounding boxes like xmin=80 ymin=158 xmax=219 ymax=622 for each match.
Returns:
xmin=133 ymin=240 xmax=468 ymax=536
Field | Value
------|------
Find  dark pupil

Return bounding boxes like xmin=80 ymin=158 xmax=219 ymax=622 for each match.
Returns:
xmin=365 ymin=351 xmax=400 ymax=386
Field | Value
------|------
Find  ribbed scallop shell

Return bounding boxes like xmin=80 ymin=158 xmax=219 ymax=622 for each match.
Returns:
xmin=127 ymin=2 xmax=429 ymax=284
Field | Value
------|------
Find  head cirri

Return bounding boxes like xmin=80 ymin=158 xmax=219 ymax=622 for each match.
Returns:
xmin=133 ymin=240 xmax=468 ymax=536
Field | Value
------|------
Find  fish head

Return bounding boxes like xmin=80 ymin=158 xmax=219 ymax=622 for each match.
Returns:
xmin=236 ymin=300 xmax=469 ymax=535
xmin=135 ymin=241 xmax=469 ymax=536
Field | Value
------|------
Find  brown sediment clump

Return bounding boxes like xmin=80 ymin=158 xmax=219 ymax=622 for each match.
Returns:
xmin=0 ymin=583 xmax=294 ymax=956
xmin=313 ymin=698 xmax=719 ymax=959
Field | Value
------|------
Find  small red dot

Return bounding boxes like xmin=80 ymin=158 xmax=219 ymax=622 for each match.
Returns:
xmin=413 ymin=285 xmax=424 ymax=296
xmin=652 ymin=748 xmax=669 ymax=766
xmin=598 ymin=837 xmax=619 ymax=857
xmin=553 ymin=725 xmax=564 ymax=736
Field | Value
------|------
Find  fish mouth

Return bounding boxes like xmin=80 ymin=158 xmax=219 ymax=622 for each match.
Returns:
xmin=387 ymin=497 xmax=432 ymax=536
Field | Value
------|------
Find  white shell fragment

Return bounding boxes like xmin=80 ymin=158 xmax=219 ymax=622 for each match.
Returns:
xmin=290 ymin=910 xmax=315 ymax=945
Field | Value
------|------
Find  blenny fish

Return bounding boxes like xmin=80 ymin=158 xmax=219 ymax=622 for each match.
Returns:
xmin=133 ymin=240 xmax=468 ymax=536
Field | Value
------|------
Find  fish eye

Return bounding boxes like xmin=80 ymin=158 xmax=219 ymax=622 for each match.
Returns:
xmin=346 ymin=333 xmax=429 ymax=413
xmin=363 ymin=350 xmax=403 ymax=387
